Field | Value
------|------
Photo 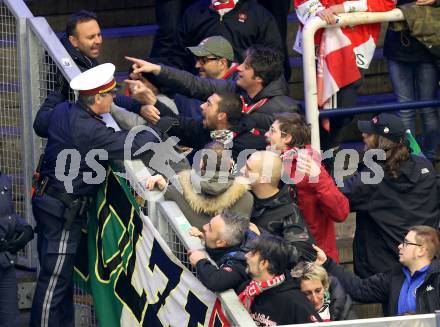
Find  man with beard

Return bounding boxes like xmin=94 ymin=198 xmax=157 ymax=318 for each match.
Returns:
xmin=55 ymin=10 xmax=148 ymax=118
xmin=175 ymin=36 xmax=240 ymax=119
xmin=126 ymin=45 xmax=298 ymax=131
xmin=153 ymin=92 xmax=267 ymax=164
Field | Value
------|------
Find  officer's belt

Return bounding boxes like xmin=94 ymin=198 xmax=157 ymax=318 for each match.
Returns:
xmin=44 ymin=184 xmax=88 ymax=205
xmin=44 ymin=185 xmax=91 ymax=230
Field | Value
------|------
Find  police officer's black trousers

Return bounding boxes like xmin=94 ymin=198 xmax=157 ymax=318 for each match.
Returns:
xmin=30 ymin=194 xmax=85 ymax=327
xmin=0 ymin=266 xmax=19 ymax=327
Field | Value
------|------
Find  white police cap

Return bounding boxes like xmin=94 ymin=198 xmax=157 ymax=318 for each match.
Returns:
xmin=70 ymin=63 xmax=116 ymax=95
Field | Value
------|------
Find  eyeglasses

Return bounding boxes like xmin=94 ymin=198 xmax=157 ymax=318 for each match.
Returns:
xmin=401 ymin=239 xmax=423 ymax=247
xmin=100 ymin=90 xmax=117 ymax=97
xmin=268 ymin=126 xmax=288 ymax=135
xmin=198 ymin=56 xmax=220 ymax=65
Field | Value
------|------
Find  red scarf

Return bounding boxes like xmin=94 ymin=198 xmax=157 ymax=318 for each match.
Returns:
xmin=221 ymin=63 xmax=239 ymax=80
xmin=240 ymin=96 xmax=268 ymax=114
xmin=239 ymin=274 xmax=285 ymax=311
xmin=211 ymin=0 xmax=237 ymax=11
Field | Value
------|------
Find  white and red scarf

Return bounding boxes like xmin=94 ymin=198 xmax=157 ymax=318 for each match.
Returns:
xmin=238 ymin=274 xmax=285 ymax=311
xmin=211 ymin=0 xmax=239 ymax=17
xmin=222 ymin=62 xmax=239 ymax=79
xmin=293 ymin=0 xmax=396 ymax=112
xmin=240 ymin=96 xmax=268 ymax=114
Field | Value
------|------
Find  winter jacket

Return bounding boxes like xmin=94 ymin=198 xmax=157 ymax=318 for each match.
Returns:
xmin=324 ymin=257 xmax=440 ymax=316
xmin=155 ymin=64 xmax=299 ymax=130
xmin=165 ymin=170 xmax=253 ymax=229
xmin=195 ymin=230 xmax=257 ymax=292
xmin=282 ymin=147 xmax=350 ymax=262
xmin=157 ymin=112 xmax=267 ymax=162
xmin=384 ymin=0 xmax=438 ymax=63
xmin=158 ymin=0 xmax=283 ymax=72
xmin=390 ymin=2 xmax=440 ymax=71
xmin=251 ymin=183 xmax=316 ymax=262
xmin=238 ymin=274 xmax=322 ymax=325
xmin=341 ymin=155 xmax=439 ymax=278
xmin=328 ymin=276 xmax=357 ymax=321
xmin=56 ymin=37 xmax=143 ymax=115
xmin=0 ymin=173 xmax=33 ymax=269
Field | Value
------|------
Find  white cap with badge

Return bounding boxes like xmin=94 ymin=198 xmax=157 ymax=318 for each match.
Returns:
xmin=70 ymin=63 xmax=117 ymax=95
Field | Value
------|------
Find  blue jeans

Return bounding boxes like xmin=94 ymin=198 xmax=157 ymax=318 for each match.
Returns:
xmin=388 ymin=60 xmax=439 ymax=161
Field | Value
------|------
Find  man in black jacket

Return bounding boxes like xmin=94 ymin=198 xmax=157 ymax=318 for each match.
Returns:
xmin=240 ymin=150 xmax=316 ymax=262
xmin=156 ymin=0 xmax=284 ymax=74
xmin=238 ymin=235 xmax=322 ymax=325
xmin=188 ymin=210 xmax=255 ymax=292
xmin=156 ymin=92 xmax=267 ymax=163
xmin=126 ymin=45 xmax=299 ymax=131
xmin=55 ymin=10 xmax=147 ymax=118
xmin=315 ymin=225 xmax=440 ymax=316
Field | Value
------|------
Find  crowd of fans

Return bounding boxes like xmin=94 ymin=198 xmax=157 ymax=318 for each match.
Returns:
xmin=16 ymin=1 xmax=440 ymax=326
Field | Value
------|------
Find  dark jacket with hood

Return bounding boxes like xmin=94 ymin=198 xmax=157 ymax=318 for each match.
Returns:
xmin=155 ymin=64 xmax=299 ymax=131
xmin=0 ymin=173 xmax=34 ymax=269
xmin=195 ymin=230 xmax=257 ymax=293
xmin=158 ymin=0 xmax=283 ymax=72
xmin=157 ymin=111 xmax=267 ymax=162
xmin=238 ymin=274 xmax=322 ymax=325
xmin=324 ymin=257 xmax=440 ymax=316
xmin=341 ymin=155 xmax=439 ymax=278
xmin=56 ymin=37 xmax=142 ymax=114
xmin=251 ymin=183 xmax=316 ymax=262
xmin=165 ymin=170 xmax=254 ymax=229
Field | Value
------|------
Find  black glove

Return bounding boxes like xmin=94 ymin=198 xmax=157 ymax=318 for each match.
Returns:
xmin=292 ymin=241 xmax=317 ymax=263
xmin=6 ymin=225 xmax=34 ymax=254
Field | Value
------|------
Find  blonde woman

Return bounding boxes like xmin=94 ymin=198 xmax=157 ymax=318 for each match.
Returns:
xmin=291 ymin=262 xmax=356 ymax=321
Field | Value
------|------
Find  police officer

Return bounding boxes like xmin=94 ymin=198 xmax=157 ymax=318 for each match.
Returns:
xmin=0 ymin=171 xmax=34 ymax=327
xmin=30 ymin=63 xmax=161 ymax=327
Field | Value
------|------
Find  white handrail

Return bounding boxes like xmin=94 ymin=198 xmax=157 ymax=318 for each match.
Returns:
xmin=302 ymin=9 xmax=405 ymax=150
xmin=3 ymin=0 xmax=33 ymax=19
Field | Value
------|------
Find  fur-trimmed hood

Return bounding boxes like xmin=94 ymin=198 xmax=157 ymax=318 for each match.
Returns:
xmin=177 ymin=169 xmax=250 ymax=215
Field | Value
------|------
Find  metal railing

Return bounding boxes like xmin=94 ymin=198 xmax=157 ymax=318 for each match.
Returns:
xmin=0 ymin=0 xmax=34 ymax=267
xmin=302 ymin=9 xmax=406 ymax=149
xmin=291 ymin=312 xmax=438 ymax=327
xmin=123 ymin=159 xmax=256 ymax=325
xmin=156 ymin=201 xmax=255 ymax=326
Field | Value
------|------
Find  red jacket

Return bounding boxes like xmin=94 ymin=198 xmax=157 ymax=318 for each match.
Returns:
xmin=282 ymin=147 xmax=350 ymax=262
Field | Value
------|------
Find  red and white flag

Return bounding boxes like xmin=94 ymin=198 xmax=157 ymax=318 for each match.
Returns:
xmin=293 ymin=0 xmax=396 ymax=110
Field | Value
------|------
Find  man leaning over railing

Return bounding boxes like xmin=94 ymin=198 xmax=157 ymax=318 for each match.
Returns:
xmin=186 ymin=210 xmax=257 ymax=293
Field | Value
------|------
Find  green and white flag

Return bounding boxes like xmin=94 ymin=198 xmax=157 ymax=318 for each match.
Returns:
xmin=76 ymin=168 xmax=231 ymax=326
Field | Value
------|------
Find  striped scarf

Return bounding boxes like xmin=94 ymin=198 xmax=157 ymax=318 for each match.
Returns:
xmin=239 ymin=274 xmax=285 ymax=311
xmin=211 ymin=0 xmax=239 ymax=17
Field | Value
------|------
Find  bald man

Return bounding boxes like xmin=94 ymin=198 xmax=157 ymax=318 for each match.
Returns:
xmin=240 ymin=151 xmax=316 ymax=262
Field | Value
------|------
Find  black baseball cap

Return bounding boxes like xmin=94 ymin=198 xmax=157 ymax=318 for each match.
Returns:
xmin=357 ymin=113 xmax=406 ymax=143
